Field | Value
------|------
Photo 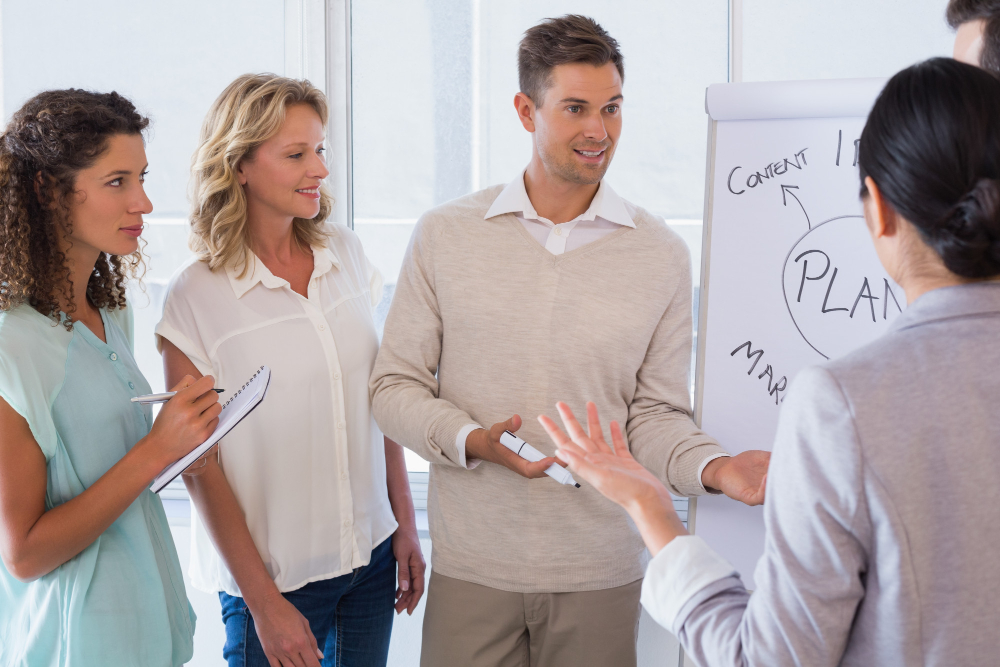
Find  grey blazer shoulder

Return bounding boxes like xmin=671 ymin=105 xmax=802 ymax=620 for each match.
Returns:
xmin=672 ymin=281 xmax=1000 ymax=667
xmin=799 ymin=281 xmax=1000 ymax=665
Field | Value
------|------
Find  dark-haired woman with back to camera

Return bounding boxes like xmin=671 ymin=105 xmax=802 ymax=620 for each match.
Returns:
xmin=537 ymin=57 xmax=1000 ymax=666
xmin=0 ymin=90 xmax=222 ymax=666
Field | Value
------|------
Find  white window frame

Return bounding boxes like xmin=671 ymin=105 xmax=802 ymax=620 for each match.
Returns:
xmin=325 ymin=0 xmax=353 ymax=229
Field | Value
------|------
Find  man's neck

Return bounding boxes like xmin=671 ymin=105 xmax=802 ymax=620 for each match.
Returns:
xmin=523 ymin=156 xmax=600 ymax=224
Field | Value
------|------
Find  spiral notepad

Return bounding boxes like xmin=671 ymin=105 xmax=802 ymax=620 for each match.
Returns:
xmin=151 ymin=365 xmax=271 ymax=493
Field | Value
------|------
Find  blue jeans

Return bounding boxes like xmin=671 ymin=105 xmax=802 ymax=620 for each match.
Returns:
xmin=219 ymin=538 xmax=396 ymax=667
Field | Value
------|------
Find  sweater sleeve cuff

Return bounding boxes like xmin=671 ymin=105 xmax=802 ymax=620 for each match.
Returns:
xmin=696 ymin=452 xmax=731 ymax=494
xmin=455 ymin=423 xmax=483 ymax=469
xmin=429 ymin=411 xmax=482 ymax=468
xmin=671 ymin=442 xmax=731 ymax=497
xmin=640 ymin=535 xmax=737 ymax=634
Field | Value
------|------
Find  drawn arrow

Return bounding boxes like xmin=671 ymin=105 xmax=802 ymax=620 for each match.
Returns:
xmin=781 ymin=184 xmax=811 ymax=230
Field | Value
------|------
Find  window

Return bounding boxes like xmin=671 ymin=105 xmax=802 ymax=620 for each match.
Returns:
xmin=740 ymin=0 xmax=955 ymax=82
xmin=1 ymin=0 xmax=325 ymax=398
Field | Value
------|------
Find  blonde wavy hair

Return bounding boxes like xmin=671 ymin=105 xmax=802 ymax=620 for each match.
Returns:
xmin=189 ymin=73 xmax=333 ymax=274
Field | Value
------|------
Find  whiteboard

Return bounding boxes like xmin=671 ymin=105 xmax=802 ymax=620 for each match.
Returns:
xmin=692 ymin=78 xmax=904 ymax=589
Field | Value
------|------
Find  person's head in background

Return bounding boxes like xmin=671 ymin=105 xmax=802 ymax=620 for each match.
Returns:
xmin=947 ymin=0 xmax=1000 ymax=72
xmin=190 ymin=74 xmax=331 ymax=275
xmin=515 ymin=15 xmax=624 ymax=187
xmin=859 ymin=57 xmax=1000 ymax=305
xmin=0 ymin=89 xmax=151 ymax=327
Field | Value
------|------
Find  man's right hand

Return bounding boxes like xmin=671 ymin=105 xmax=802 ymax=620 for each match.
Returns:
xmin=464 ymin=415 xmax=562 ymax=479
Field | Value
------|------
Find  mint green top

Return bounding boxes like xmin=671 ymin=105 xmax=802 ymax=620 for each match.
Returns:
xmin=0 ymin=305 xmax=195 ymax=666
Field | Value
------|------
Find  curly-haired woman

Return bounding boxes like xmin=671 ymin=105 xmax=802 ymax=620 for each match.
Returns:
xmin=0 ymin=90 xmax=223 ymax=665
xmin=156 ymin=74 xmax=424 ymax=667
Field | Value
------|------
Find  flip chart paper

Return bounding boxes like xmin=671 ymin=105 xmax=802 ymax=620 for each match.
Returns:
xmin=695 ymin=79 xmax=902 ymax=588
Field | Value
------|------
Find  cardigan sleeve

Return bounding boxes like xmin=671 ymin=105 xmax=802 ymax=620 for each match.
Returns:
xmin=626 ymin=234 xmax=729 ymax=497
xmin=369 ymin=213 xmax=479 ymax=468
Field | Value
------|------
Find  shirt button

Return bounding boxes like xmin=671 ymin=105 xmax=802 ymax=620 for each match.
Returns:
xmin=128 ymin=382 xmax=135 ymax=389
xmin=341 ymin=472 xmax=348 ymax=480
xmin=319 ymin=324 xmax=325 ymax=331
xmin=334 ymin=373 xmax=341 ymax=380
xmin=109 ymin=352 xmax=118 ymax=361
xmin=337 ymin=421 xmax=345 ymax=429
xmin=554 ymin=227 xmax=562 ymax=236
xmin=344 ymin=519 xmax=352 ymax=527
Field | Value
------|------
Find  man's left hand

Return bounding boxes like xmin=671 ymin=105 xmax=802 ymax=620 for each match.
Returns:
xmin=701 ymin=451 xmax=770 ymax=506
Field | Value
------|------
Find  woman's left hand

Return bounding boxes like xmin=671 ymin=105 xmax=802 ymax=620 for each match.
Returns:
xmin=391 ymin=525 xmax=426 ymax=615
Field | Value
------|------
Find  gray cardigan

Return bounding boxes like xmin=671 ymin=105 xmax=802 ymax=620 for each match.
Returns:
xmin=640 ymin=282 xmax=1000 ymax=666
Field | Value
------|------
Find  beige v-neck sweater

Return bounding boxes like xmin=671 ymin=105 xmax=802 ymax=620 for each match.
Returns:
xmin=370 ymin=185 xmax=728 ymax=593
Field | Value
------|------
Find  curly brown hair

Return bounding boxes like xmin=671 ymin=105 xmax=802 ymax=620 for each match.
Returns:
xmin=0 ymin=89 xmax=149 ymax=327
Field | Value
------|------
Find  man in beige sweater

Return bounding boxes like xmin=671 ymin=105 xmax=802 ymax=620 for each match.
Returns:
xmin=370 ymin=14 xmax=769 ymax=667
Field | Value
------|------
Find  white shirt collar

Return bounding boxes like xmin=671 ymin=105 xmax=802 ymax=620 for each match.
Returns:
xmin=226 ymin=243 xmax=342 ymax=300
xmin=485 ymin=170 xmax=635 ymax=228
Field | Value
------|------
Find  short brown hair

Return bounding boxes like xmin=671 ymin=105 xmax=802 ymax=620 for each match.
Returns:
xmin=947 ymin=0 xmax=1000 ymax=74
xmin=0 ymin=89 xmax=149 ymax=328
xmin=518 ymin=15 xmax=624 ymax=106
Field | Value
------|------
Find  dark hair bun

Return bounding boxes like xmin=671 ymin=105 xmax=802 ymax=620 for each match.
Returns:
xmin=859 ymin=58 xmax=1000 ymax=279
xmin=935 ymin=178 xmax=1000 ymax=278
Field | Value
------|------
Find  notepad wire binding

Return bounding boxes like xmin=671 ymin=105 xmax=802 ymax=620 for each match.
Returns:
xmin=222 ymin=366 xmax=265 ymax=409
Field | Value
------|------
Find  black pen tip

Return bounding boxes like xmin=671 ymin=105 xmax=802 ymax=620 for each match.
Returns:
xmin=575 ymin=483 xmax=581 ymax=488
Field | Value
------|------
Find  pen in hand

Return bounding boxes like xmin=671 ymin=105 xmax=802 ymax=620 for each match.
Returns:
xmin=131 ymin=388 xmax=226 ymax=404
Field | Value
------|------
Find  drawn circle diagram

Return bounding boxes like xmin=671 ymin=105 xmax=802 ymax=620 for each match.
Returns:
xmin=782 ymin=216 xmax=905 ymax=360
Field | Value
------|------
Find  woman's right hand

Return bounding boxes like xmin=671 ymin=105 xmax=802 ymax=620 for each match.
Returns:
xmin=538 ymin=402 xmax=688 ymax=556
xmin=143 ymin=375 xmax=222 ymax=469
xmin=252 ymin=591 xmax=324 ymax=667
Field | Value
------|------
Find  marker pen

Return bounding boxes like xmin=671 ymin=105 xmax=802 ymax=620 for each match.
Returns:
xmin=499 ymin=430 xmax=580 ymax=488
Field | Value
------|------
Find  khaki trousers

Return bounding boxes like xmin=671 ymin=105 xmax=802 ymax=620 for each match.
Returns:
xmin=420 ymin=571 xmax=642 ymax=667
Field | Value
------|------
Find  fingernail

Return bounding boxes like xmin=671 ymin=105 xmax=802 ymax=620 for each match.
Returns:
xmin=317 ymin=650 xmax=325 ymax=659
xmin=401 ymin=581 xmax=409 ymax=591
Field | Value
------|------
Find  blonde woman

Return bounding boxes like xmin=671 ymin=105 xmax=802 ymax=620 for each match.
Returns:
xmin=156 ymin=74 xmax=424 ymax=667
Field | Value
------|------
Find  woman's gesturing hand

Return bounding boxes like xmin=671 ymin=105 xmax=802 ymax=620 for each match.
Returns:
xmin=538 ymin=402 xmax=688 ymax=555
xmin=537 ymin=402 xmax=665 ymax=512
